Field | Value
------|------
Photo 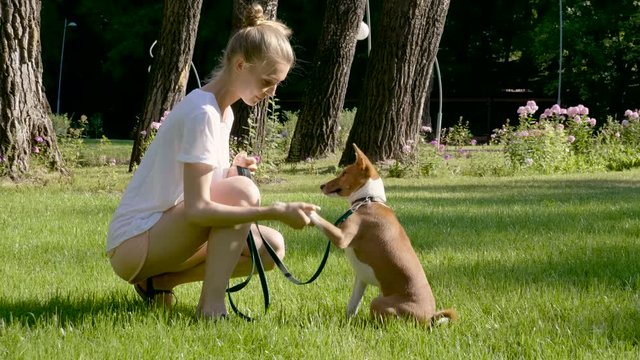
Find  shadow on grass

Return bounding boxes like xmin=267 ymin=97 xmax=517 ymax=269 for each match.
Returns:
xmin=0 ymin=292 xmax=150 ymax=327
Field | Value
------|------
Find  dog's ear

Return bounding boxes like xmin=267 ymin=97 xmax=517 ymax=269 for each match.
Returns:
xmin=352 ymin=143 xmax=368 ymax=171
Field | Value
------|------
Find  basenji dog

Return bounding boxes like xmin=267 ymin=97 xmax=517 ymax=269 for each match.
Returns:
xmin=308 ymin=144 xmax=457 ymax=325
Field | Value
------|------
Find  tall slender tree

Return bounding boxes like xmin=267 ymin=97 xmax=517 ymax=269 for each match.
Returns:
xmin=340 ymin=0 xmax=450 ymax=166
xmin=286 ymin=0 xmax=367 ymax=162
xmin=0 ymin=0 xmax=66 ymax=180
xmin=230 ymin=0 xmax=278 ymax=153
xmin=128 ymin=0 xmax=203 ymax=171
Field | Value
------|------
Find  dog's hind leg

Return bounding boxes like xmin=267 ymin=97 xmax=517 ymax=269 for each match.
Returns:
xmin=346 ymin=277 xmax=367 ymax=318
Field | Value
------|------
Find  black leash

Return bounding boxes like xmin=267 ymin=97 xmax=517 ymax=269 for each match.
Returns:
xmin=225 ymin=166 xmax=353 ymax=321
xmin=226 ymin=230 xmax=269 ymax=321
xmin=225 ymin=204 xmax=355 ymax=321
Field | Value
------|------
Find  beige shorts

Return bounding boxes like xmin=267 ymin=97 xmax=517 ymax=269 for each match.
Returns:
xmin=108 ymin=231 xmax=150 ymax=284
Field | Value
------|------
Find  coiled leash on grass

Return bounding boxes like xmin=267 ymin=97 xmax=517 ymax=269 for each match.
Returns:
xmin=225 ymin=167 xmax=347 ymax=321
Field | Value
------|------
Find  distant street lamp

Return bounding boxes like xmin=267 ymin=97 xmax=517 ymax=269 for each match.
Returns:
xmin=56 ymin=18 xmax=77 ymax=114
xmin=557 ymin=0 xmax=564 ymax=105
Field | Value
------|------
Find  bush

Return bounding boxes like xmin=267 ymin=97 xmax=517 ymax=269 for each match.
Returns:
xmin=50 ymin=113 xmax=71 ymax=138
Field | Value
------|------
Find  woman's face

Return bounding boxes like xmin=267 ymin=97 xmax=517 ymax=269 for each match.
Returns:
xmin=237 ymin=60 xmax=290 ymax=106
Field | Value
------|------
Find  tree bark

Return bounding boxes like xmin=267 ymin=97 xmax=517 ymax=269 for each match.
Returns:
xmin=128 ymin=0 xmax=203 ymax=171
xmin=230 ymin=0 xmax=278 ymax=154
xmin=286 ymin=0 xmax=366 ymax=162
xmin=339 ymin=0 xmax=450 ymax=166
xmin=0 ymin=0 xmax=66 ymax=180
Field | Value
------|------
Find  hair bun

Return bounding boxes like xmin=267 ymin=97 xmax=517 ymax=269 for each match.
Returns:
xmin=244 ymin=3 xmax=265 ymax=27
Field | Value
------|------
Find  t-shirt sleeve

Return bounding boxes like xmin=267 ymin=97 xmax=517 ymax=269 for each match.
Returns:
xmin=176 ymin=111 xmax=218 ymax=166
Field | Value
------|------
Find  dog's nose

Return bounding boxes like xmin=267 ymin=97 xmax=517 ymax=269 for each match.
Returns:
xmin=320 ymin=184 xmax=325 ymax=190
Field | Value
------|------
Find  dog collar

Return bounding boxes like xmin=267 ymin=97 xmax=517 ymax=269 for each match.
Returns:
xmin=334 ymin=196 xmax=385 ymax=226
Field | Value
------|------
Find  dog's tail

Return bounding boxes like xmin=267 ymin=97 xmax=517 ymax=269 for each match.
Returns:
xmin=430 ymin=308 xmax=458 ymax=327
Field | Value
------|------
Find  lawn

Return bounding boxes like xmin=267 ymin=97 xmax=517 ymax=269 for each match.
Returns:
xmin=0 ymin=158 xmax=639 ymax=359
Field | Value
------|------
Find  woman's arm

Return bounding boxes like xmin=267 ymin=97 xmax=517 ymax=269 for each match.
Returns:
xmin=183 ymin=162 xmax=316 ymax=229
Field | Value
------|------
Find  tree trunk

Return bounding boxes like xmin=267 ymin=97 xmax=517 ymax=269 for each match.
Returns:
xmin=128 ymin=0 xmax=203 ymax=171
xmin=0 ymin=0 xmax=66 ymax=180
xmin=230 ymin=0 xmax=278 ymax=154
xmin=286 ymin=0 xmax=367 ymax=162
xmin=339 ymin=0 xmax=450 ymax=166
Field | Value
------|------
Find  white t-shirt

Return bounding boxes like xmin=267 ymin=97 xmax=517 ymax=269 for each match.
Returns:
xmin=106 ymin=89 xmax=234 ymax=252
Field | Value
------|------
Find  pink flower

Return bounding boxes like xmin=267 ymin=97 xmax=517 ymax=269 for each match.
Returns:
xmin=32 ymin=146 xmax=40 ymax=154
xmin=470 ymin=139 xmax=477 ymax=146
xmin=402 ymin=145 xmax=412 ymax=154
xmin=578 ymin=105 xmax=589 ymax=116
xmin=150 ymin=122 xmax=161 ymax=130
xmin=586 ymin=118 xmax=596 ymax=126
xmin=615 ymin=132 xmax=621 ymax=138
xmin=429 ymin=140 xmax=438 ymax=146
xmin=517 ymin=131 xmax=529 ymax=137
xmin=0 ymin=155 xmax=5 ymax=162
xmin=140 ymin=130 xmax=147 ymax=135
xmin=624 ymin=110 xmax=633 ymax=117
xmin=160 ymin=110 xmax=171 ymax=122
xmin=443 ymin=154 xmax=451 ymax=160
xmin=438 ymin=144 xmax=445 ymax=152
xmin=567 ymin=135 xmax=576 ymax=143
xmin=525 ymin=158 xmax=534 ymax=166
xmin=34 ymin=136 xmax=44 ymax=143
xmin=420 ymin=125 xmax=432 ymax=133
xmin=573 ymin=116 xmax=582 ymax=124
xmin=109 ymin=158 xmax=117 ymax=166
xmin=556 ymin=124 xmax=565 ymax=131
xmin=518 ymin=101 xmax=539 ymax=118
xmin=569 ymin=104 xmax=588 ymax=117
xmin=622 ymin=120 xmax=630 ymax=127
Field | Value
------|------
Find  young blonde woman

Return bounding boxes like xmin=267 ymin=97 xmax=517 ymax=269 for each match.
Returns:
xmin=106 ymin=4 xmax=317 ymax=320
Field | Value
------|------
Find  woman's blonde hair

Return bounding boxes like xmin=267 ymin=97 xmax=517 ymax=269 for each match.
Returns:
xmin=214 ymin=3 xmax=294 ymax=77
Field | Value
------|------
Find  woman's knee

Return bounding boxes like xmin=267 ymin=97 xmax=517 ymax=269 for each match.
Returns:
xmin=212 ymin=176 xmax=261 ymax=206
xmin=266 ymin=230 xmax=285 ymax=260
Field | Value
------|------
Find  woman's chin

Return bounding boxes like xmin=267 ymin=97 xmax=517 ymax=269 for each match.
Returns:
xmin=242 ymin=97 xmax=261 ymax=106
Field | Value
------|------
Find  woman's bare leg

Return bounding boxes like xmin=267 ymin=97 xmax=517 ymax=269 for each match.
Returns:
xmin=149 ymin=224 xmax=284 ymax=291
xmin=130 ymin=176 xmax=285 ymax=315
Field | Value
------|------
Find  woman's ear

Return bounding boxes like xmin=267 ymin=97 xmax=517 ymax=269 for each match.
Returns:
xmin=233 ymin=56 xmax=247 ymax=73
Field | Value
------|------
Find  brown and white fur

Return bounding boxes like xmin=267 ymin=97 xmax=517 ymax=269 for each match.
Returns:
xmin=309 ymin=144 xmax=457 ymax=325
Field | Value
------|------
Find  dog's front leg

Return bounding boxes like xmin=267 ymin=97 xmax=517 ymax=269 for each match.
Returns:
xmin=346 ymin=276 xmax=367 ymax=318
xmin=309 ymin=211 xmax=358 ymax=248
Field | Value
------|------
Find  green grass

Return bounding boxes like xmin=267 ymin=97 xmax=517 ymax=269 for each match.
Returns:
xmin=79 ymin=139 xmax=133 ymax=166
xmin=1 ymin=160 xmax=639 ymax=358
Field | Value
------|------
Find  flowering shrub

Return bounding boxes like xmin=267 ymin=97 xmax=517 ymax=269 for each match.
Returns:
xmin=494 ymin=101 xmax=640 ymax=174
xmin=57 ymin=114 xmax=87 ymax=168
xmin=441 ymin=118 xmax=473 ymax=148
xmin=493 ymin=101 xmax=573 ymax=173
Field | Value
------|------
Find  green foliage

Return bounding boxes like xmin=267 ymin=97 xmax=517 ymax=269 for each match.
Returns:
xmin=50 ymin=114 xmax=71 ymax=138
xmin=58 ymin=114 xmax=88 ymax=169
xmin=492 ymin=102 xmax=640 ymax=175
xmin=494 ymin=118 xmax=573 ymax=174
xmin=337 ymin=108 xmax=357 ymax=148
xmin=441 ymin=118 xmax=473 ymax=148
xmin=86 ymin=114 xmax=104 ymax=139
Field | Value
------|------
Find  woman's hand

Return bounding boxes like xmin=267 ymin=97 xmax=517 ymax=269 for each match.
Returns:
xmin=232 ymin=151 xmax=259 ymax=173
xmin=271 ymin=202 xmax=320 ymax=229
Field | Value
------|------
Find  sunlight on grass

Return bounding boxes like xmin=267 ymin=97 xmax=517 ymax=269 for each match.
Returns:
xmin=1 ymin=164 xmax=639 ymax=359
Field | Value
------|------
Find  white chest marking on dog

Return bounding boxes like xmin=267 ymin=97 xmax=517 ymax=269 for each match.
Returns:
xmin=345 ymin=248 xmax=380 ymax=287
xmin=348 ymin=178 xmax=387 ymax=204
